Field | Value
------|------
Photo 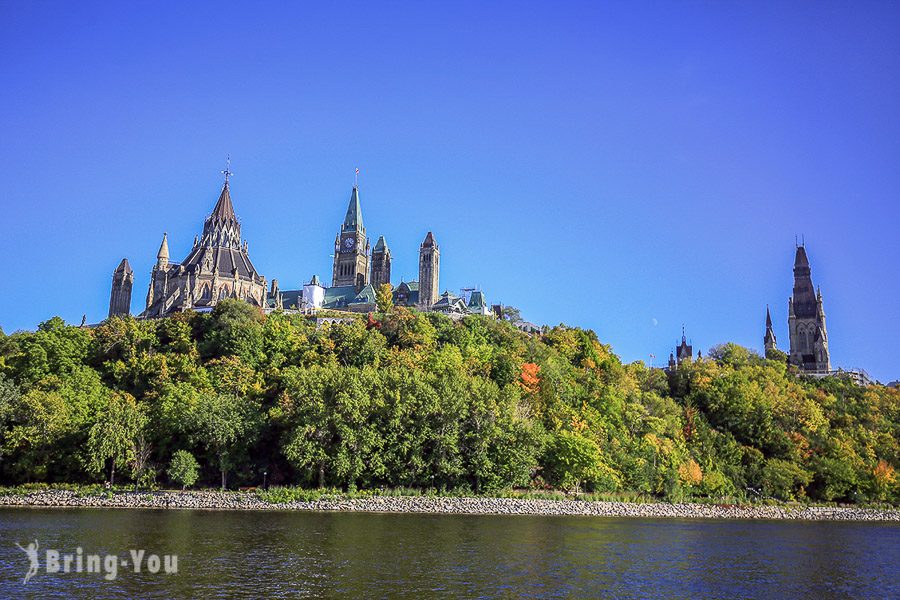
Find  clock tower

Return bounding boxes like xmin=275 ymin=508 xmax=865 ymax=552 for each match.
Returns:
xmin=332 ymin=185 xmax=369 ymax=291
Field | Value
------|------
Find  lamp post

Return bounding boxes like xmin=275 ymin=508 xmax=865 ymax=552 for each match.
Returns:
xmin=263 ymin=471 xmax=268 ymax=490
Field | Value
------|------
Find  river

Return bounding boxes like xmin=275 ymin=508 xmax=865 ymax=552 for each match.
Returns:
xmin=0 ymin=508 xmax=897 ymax=597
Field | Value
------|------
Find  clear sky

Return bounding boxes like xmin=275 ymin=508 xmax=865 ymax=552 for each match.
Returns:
xmin=1 ymin=2 xmax=898 ymax=382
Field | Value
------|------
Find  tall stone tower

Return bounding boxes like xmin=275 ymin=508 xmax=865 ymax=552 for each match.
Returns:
xmin=764 ymin=305 xmax=777 ymax=355
xmin=788 ymin=245 xmax=830 ymax=373
xmin=108 ymin=258 xmax=134 ymax=318
xmin=332 ymin=185 xmax=369 ymax=292
xmin=418 ymin=231 xmax=440 ymax=310
xmin=370 ymin=235 xmax=391 ymax=289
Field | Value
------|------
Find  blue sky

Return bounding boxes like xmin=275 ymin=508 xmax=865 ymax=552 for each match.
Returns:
xmin=1 ymin=2 xmax=898 ymax=382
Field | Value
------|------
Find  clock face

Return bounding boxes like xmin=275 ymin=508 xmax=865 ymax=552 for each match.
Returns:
xmin=343 ymin=237 xmax=356 ymax=250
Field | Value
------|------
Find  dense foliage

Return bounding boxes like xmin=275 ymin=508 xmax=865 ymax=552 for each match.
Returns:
xmin=0 ymin=301 xmax=897 ymax=504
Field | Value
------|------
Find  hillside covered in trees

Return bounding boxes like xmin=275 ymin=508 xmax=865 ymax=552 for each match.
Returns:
xmin=0 ymin=300 xmax=897 ymax=504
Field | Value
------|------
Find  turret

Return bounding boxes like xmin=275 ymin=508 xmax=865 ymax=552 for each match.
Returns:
xmin=418 ymin=231 xmax=440 ymax=310
xmin=157 ymin=233 xmax=170 ymax=268
xmin=370 ymin=235 xmax=392 ymax=289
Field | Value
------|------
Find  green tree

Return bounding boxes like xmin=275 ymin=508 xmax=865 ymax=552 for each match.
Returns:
xmin=0 ymin=374 xmax=20 ymax=470
xmin=761 ymin=458 xmax=812 ymax=501
xmin=86 ymin=392 xmax=146 ymax=485
xmin=168 ymin=450 xmax=200 ymax=490
xmin=543 ymin=430 xmax=621 ymax=493
xmin=191 ymin=392 xmax=255 ymax=490
xmin=201 ymin=299 xmax=265 ymax=366
xmin=501 ymin=306 xmax=522 ymax=322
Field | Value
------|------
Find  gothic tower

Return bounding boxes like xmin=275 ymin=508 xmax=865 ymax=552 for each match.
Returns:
xmin=788 ymin=245 xmax=830 ymax=373
xmin=108 ymin=258 xmax=134 ymax=318
xmin=418 ymin=231 xmax=440 ymax=310
xmin=370 ymin=235 xmax=391 ymax=289
xmin=332 ymin=185 xmax=369 ymax=292
xmin=764 ymin=305 xmax=777 ymax=355
xmin=675 ymin=327 xmax=693 ymax=366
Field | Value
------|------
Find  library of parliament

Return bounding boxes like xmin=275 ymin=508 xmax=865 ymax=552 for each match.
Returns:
xmin=107 ymin=171 xmax=494 ymax=325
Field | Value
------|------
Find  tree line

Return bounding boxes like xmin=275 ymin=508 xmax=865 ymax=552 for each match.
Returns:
xmin=0 ymin=299 xmax=897 ymax=503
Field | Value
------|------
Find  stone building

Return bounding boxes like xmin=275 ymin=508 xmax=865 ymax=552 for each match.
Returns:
xmin=108 ymin=171 xmax=493 ymax=320
xmin=761 ymin=244 xmax=832 ymax=374
xmin=269 ymin=184 xmax=491 ymax=317
xmin=141 ymin=178 xmax=268 ymax=317
xmin=787 ymin=245 xmax=830 ymax=373
xmin=667 ymin=328 xmax=695 ymax=370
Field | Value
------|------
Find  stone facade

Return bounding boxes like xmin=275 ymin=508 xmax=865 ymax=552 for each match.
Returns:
xmin=761 ymin=245 xmax=833 ymax=373
xmin=418 ymin=232 xmax=440 ymax=310
xmin=787 ymin=245 xmax=830 ymax=373
xmin=141 ymin=181 xmax=267 ymax=317
xmin=370 ymin=236 xmax=391 ymax=290
xmin=331 ymin=186 xmax=370 ymax=291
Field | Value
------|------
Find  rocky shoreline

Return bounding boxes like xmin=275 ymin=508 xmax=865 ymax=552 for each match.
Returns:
xmin=1 ymin=490 xmax=898 ymax=521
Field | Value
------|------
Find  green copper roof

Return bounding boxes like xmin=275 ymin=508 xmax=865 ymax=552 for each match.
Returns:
xmin=373 ymin=235 xmax=388 ymax=251
xmin=322 ymin=285 xmax=359 ymax=308
xmin=352 ymin=284 xmax=377 ymax=304
xmin=342 ymin=186 xmax=364 ymax=232
xmin=468 ymin=290 xmax=487 ymax=308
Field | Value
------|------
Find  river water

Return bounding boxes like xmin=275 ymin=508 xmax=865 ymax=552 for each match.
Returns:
xmin=0 ymin=508 xmax=897 ymax=598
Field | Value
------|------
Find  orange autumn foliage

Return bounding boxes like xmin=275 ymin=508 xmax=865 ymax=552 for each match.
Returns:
xmin=519 ymin=362 xmax=541 ymax=394
xmin=874 ymin=460 xmax=896 ymax=486
xmin=678 ymin=459 xmax=703 ymax=486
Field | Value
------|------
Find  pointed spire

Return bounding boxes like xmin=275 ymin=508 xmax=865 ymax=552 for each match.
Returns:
xmin=421 ymin=231 xmax=437 ymax=248
xmin=794 ymin=245 xmax=810 ymax=268
xmin=374 ymin=235 xmax=388 ymax=251
xmin=157 ymin=233 xmax=170 ymax=266
xmin=342 ymin=186 xmax=364 ymax=232
xmin=200 ymin=171 xmax=242 ymax=249
xmin=764 ymin=305 xmax=777 ymax=349
xmin=210 ymin=181 xmax=237 ymax=223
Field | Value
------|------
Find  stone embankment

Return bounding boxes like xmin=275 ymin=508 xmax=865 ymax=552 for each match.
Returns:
xmin=1 ymin=490 xmax=898 ymax=521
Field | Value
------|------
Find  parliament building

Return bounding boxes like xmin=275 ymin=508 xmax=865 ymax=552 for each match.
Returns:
xmin=108 ymin=174 xmax=495 ymax=321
